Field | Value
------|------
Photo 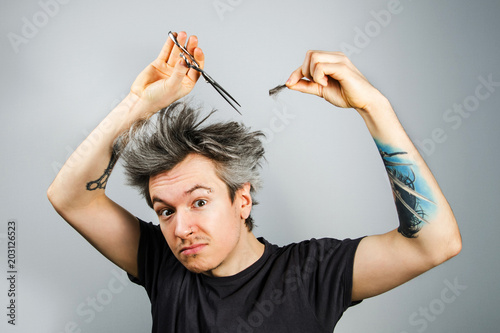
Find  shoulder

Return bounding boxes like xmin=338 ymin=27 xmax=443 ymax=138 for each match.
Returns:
xmin=137 ymin=218 xmax=161 ymax=231
xmin=135 ymin=218 xmax=171 ymax=260
xmin=275 ymin=237 xmax=363 ymax=258
xmin=260 ymin=237 xmax=363 ymax=272
xmin=130 ymin=219 xmax=179 ymax=289
xmin=137 ymin=219 xmax=164 ymax=241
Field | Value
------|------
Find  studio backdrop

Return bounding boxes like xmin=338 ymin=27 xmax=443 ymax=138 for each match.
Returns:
xmin=1 ymin=0 xmax=499 ymax=332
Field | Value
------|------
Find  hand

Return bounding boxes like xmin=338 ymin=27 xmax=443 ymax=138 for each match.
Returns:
xmin=130 ymin=31 xmax=204 ymax=115
xmin=286 ymin=51 xmax=385 ymax=113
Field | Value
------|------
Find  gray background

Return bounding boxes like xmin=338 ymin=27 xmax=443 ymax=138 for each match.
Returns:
xmin=1 ymin=0 xmax=499 ymax=332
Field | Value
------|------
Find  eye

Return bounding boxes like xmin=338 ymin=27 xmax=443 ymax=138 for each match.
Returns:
xmin=159 ymin=208 xmax=175 ymax=217
xmin=193 ymin=199 xmax=207 ymax=208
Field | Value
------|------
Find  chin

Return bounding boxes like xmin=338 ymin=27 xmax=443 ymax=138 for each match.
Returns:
xmin=181 ymin=256 xmax=222 ymax=275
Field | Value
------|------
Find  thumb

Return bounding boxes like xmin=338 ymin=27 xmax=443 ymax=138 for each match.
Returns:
xmin=286 ymin=66 xmax=322 ymax=97
xmin=287 ymin=78 xmax=323 ymax=98
xmin=153 ymin=59 xmax=190 ymax=106
xmin=168 ymin=58 xmax=190 ymax=86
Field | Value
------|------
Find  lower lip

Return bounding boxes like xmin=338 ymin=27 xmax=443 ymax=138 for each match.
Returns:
xmin=181 ymin=244 xmax=207 ymax=255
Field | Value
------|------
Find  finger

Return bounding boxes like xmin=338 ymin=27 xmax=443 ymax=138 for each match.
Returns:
xmin=287 ymin=51 xmax=345 ymax=86
xmin=166 ymin=58 xmax=190 ymax=88
xmin=301 ymin=50 xmax=314 ymax=81
xmin=287 ymin=78 xmax=322 ymax=97
xmin=167 ymin=31 xmax=188 ymax=68
xmin=185 ymin=34 xmax=203 ymax=80
xmin=313 ymin=62 xmax=356 ymax=87
xmin=286 ymin=51 xmax=355 ymax=87
xmin=157 ymin=32 xmax=177 ymax=63
xmin=312 ymin=62 xmax=348 ymax=88
xmin=317 ymin=51 xmax=366 ymax=79
xmin=286 ymin=66 xmax=305 ymax=87
xmin=186 ymin=35 xmax=199 ymax=59
xmin=308 ymin=51 xmax=352 ymax=83
xmin=301 ymin=50 xmax=342 ymax=81
xmin=194 ymin=46 xmax=204 ymax=69
xmin=187 ymin=47 xmax=204 ymax=82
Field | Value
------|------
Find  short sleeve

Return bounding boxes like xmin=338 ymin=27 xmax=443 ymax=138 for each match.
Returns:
xmin=294 ymin=237 xmax=364 ymax=329
xmin=128 ymin=218 xmax=170 ymax=299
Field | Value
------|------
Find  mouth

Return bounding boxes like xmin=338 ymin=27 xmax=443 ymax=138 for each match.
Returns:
xmin=180 ymin=243 xmax=207 ymax=256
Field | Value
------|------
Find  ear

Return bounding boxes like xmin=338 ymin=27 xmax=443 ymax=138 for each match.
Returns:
xmin=236 ymin=182 xmax=253 ymax=220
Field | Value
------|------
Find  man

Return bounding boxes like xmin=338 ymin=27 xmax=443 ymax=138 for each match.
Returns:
xmin=47 ymin=31 xmax=461 ymax=332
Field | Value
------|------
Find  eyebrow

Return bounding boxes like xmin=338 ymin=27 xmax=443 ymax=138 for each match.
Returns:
xmin=185 ymin=184 xmax=213 ymax=195
xmin=151 ymin=184 xmax=213 ymax=206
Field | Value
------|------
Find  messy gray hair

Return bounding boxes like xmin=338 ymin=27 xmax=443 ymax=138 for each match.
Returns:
xmin=115 ymin=101 xmax=265 ymax=231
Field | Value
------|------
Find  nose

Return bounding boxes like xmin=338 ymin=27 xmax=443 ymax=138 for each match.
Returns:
xmin=173 ymin=210 xmax=196 ymax=239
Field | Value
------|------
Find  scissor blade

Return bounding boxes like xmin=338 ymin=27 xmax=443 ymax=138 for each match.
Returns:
xmin=202 ymin=72 xmax=241 ymax=108
xmin=212 ymin=83 xmax=242 ymax=115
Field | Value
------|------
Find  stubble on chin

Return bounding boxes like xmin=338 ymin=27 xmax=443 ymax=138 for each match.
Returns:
xmin=181 ymin=255 xmax=224 ymax=276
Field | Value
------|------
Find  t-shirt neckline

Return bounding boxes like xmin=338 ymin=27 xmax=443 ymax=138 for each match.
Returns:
xmin=200 ymin=237 xmax=272 ymax=286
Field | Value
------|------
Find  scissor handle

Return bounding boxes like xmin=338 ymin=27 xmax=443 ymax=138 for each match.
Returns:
xmin=169 ymin=32 xmax=200 ymax=67
xmin=180 ymin=53 xmax=201 ymax=70
xmin=168 ymin=31 xmax=241 ymax=114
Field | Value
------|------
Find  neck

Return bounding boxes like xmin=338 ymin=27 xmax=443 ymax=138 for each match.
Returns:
xmin=204 ymin=232 xmax=265 ymax=278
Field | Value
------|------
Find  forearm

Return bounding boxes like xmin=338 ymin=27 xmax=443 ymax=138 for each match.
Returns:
xmin=48 ymin=93 xmax=143 ymax=211
xmin=48 ymin=32 xmax=201 ymax=213
xmin=358 ymin=97 xmax=461 ymax=263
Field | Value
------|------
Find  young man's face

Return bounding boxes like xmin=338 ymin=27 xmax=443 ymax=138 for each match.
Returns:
xmin=148 ymin=154 xmax=252 ymax=276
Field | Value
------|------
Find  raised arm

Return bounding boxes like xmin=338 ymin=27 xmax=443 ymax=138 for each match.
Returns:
xmin=47 ymin=32 xmax=204 ymax=278
xmin=286 ymin=51 xmax=462 ymax=301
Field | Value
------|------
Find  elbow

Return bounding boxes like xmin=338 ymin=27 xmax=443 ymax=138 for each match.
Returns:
xmin=47 ymin=180 xmax=62 ymax=203
xmin=444 ymin=215 xmax=462 ymax=261
xmin=47 ymin=181 xmax=103 ymax=216
xmin=47 ymin=184 xmax=56 ymax=206
xmin=430 ymin=225 xmax=462 ymax=267
xmin=47 ymin=184 xmax=75 ymax=221
xmin=47 ymin=182 xmax=70 ymax=214
xmin=427 ymin=243 xmax=461 ymax=269
xmin=47 ymin=183 xmax=62 ymax=211
xmin=447 ymin=231 xmax=462 ymax=260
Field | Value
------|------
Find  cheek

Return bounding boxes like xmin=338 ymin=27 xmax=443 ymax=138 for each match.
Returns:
xmin=212 ymin=203 xmax=240 ymax=233
xmin=219 ymin=211 xmax=242 ymax=246
xmin=201 ymin=206 xmax=241 ymax=252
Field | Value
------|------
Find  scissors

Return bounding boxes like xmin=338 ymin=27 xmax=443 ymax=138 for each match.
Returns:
xmin=168 ymin=31 xmax=241 ymax=115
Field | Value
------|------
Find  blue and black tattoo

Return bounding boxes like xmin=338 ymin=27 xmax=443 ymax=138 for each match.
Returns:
xmin=376 ymin=140 xmax=436 ymax=238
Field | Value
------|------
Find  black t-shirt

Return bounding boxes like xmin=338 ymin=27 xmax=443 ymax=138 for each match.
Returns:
xmin=129 ymin=219 xmax=363 ymax=332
